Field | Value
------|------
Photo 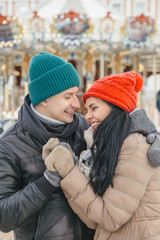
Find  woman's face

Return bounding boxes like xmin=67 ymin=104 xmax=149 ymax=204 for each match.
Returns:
xmin=85 ymin=97 xmax=112 ymax=130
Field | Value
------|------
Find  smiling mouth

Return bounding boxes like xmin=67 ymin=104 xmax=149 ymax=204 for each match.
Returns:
xmin=91 ymin=122 xmax=100 ymax=130
xmin=65 ymin=110 xmax=75 ymax=115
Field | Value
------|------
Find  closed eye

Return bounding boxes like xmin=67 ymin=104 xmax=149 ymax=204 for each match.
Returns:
xmin=65 ymin=96 xmax=71 ymax=100
xmin=92 ymin=107 xmax=97 ymax=111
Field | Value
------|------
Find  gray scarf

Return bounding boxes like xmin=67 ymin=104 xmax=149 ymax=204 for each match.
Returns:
xmin=129 ymin=109 xmax=160 ymax=167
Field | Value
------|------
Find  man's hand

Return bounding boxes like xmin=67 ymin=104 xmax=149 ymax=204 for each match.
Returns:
xmin=45 ymin=145 xmax=74 ymax=178
xmin=42 ymin=138 xmax=59 ymax=160
xmin=42 ymin=138 xmax=60 ymax=171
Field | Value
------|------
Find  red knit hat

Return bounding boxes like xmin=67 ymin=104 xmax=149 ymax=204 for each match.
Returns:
xmin=83 ymin=72 xmax=143 ymax=112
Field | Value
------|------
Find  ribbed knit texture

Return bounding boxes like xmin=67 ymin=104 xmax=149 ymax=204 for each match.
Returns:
xmin=83 ymin=72 xmax=143 ymax=112
xmin=28 ymin=52 xmax=80 ymax=104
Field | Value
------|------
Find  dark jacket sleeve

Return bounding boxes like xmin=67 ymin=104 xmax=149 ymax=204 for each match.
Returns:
xmin=0 ymin=142 xmax=53 ymax=232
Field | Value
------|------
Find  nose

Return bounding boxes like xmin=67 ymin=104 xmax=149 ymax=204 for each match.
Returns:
xmin=71 ymin=96 xmax=80 ymax=109
xmin=85 ymin=111 xmax=92 ymax=122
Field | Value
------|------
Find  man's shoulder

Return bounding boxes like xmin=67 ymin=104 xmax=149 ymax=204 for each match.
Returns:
xmin=0 ymin=122 xmax=22 ymax=157
xmin=0 ymin=121 xmax=20 ymax=140
xmin=0 ymin=120 xmax=41 ymax=159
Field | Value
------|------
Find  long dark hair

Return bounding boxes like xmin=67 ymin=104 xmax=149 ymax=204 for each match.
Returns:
xmin=90 ymin=102 xmax=131 ymax=196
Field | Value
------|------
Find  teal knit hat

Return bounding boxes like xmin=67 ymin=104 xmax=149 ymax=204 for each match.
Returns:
xmin=28 ymin=52 xmax=80 ymax=105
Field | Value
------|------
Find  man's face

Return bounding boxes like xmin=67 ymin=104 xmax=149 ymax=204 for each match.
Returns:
xmin=44 ymin=86 xmax=80 ymax=123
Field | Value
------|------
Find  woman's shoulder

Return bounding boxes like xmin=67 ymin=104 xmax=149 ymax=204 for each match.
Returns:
xmin=121 ymin=133 xmax=149 ymax=154
xmin=118 ymin=133 xmax=151 ymax=170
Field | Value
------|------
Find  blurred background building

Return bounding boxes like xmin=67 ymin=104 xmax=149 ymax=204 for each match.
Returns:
xmin=0 ymin=0 xmax=160 ymax=130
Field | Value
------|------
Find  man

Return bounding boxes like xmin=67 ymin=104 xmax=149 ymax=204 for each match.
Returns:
xmin=0 ymin=52 xmax=94 ymax=240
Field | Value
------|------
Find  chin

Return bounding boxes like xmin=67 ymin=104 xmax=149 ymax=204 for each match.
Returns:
xmin=66 ymin=118 xmax=74 ymax=123
xmin=61 ymin=116 xmax=73 ymax=123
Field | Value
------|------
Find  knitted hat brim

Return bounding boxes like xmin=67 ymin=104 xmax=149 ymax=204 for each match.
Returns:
xmin=83 ymin=72 xmax=143 ymax=113
xmin=83 ymin=91 xmax=137 ymax=112
xmin=28 ymin=63 xmax=80 ymax=105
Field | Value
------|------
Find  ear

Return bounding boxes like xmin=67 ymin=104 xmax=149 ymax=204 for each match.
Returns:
xmin=40 ymin=100 xmax=47 ymax=107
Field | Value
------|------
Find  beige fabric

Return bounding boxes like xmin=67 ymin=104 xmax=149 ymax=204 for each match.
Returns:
xmin=42 ymin=138 xmax=74 ymax=176
xmin=45 ymin=145 xmax=74 ymax=177
xmin=42 ymin=138 xmax=59 ymax=160
xmin=61 ymin=133 xmax=160 ymax=240
xmin=84 ymin=126 xmax=94 ymax=148
xmin=42 ymin=138 xmax=59 ymax=171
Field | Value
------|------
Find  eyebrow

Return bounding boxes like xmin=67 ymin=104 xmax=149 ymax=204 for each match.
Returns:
xmin=64 ymin=91 xmax=78 ymax=96
xmin=85 ymin=103 xmax=97 ymax=111
xmin=64 ymin=93 xmax=72 ymax=96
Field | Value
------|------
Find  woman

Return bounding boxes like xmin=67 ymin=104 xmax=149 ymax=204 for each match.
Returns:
xmin=43 ymin=72 xmax=160 ymax=240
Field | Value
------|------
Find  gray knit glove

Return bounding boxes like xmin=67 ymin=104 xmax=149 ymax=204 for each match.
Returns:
xmin=146 ymin=132 xmax=160 ymax=167
xmin=44 ymin=169 xmax=62 ymax=187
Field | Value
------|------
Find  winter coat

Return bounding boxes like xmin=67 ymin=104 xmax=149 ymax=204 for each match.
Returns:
xmin=0 ymin=94 xmax=95 ymax=240
xmin=60 ymin=109 xmax=160 ymax=240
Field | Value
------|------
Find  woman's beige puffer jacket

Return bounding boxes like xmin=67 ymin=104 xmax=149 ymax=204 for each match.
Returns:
xmin=61 ymin=132 xmax=160 ymax=240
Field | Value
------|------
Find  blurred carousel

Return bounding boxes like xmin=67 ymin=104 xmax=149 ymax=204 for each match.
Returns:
xmin=0 ymin=0 xmax=160 ymax=128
